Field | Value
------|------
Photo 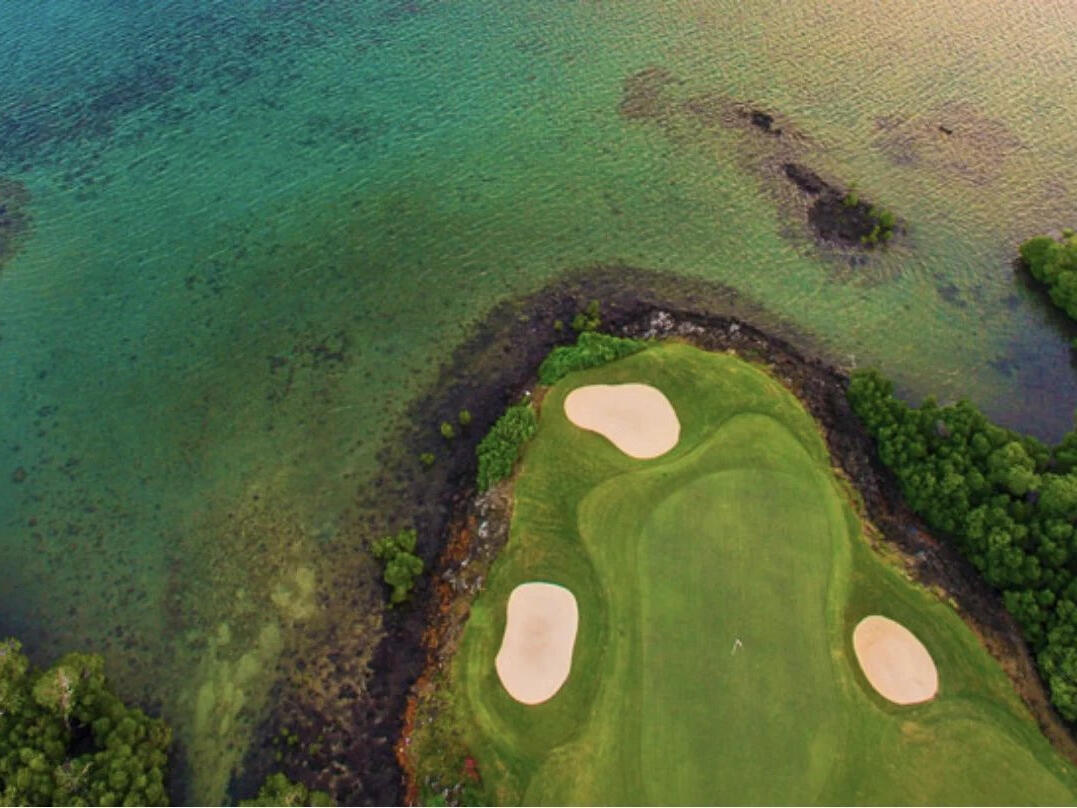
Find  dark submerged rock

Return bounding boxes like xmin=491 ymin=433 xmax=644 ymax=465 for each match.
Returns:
xmin=783 ymin=162 xmax=828 ymax=195
xmin=749 ymin=109 xmax=782 ymax=135
xmin=807 ymin=190 xmax=880 ymax=246
xmin=783 ymin=162 xmax=899 ymax=249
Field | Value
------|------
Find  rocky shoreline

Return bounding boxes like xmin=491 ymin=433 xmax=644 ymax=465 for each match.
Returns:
xmin=253 ymin=265 xmax=1076 ymax=805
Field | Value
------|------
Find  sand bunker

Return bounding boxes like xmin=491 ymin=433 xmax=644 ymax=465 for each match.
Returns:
xmin=564 ymin=383 xmax=680 ymax=459
xmin=495 ymin=582 xmax=579 ymax=705
xmin=853 ymin=615 xmax=939 ymax=705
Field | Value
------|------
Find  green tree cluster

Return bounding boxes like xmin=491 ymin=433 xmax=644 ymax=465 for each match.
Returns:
xmin=371 ymin=529 xmax=424 ymax=605
xmin=538 ymin=332 xmax=648 ymax=385
xmin=570 ymin=300 xmax=602 ymax=333
xmin=0 ymin=638 xmax=172 ymax=806
xmin=475 ymin=403 xmax=537 ymax=491
xmin=1020 ymin=231 xmax=1077 ymax=321
xmin=847 ymin=370 xmax=1077 ymax=719
xmin=240 ymin=772 xmax=333 ymax=807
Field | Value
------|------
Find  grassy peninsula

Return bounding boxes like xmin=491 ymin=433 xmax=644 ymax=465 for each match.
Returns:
xmin=405 ymin=341 xmax=1077 ymax=805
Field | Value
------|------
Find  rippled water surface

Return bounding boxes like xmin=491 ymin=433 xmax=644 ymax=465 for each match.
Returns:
xmin=2 ymin=1 xmax=1076 ymax=801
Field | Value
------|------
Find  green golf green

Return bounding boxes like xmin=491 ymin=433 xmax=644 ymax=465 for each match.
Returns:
xmin=424 ymin=342 xmax=1077 ymax=805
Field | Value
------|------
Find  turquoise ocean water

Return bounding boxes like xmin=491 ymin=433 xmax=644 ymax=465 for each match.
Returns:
xmin=2 ymin=0 xmax=1076 ymax=801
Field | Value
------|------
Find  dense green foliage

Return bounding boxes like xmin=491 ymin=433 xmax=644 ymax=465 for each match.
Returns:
xmin=475 ymin=403 xmax=537 ymax=491
xmin=412 ymin=344 xmax=1077 ymax=805
xmin=537 ymin=332 xmax=647 ymax=385
xmin=371 ymin=528 xmax=424 ymax=605
xmin=0 ymin=638 xmax=172 ymax=806
xmin=1020 ymin=231 xmax=1077 ymax=320
xmin=848 ymin=369 xmax=1077 ymax=719
xmin=239 ymin=772 xmax=333 ymax=807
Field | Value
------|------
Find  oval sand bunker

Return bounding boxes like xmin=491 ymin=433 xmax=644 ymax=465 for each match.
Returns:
xmin=495 ymin=582 xmax=579 ymax=705
xmin=853 ymin=615 xmax=939 ymax=705
xmin=564 ymin=383 xmax=680 ymax=459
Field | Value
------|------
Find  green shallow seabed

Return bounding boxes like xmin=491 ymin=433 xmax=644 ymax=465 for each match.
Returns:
xmin=2 ymin=0 xmax=1077 ymax=800
xmin=435 ymin=343 xmax=1077 ymax=805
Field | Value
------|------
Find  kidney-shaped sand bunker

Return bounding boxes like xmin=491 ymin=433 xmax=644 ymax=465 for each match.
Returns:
xmin=495 ymin=582 xmax=579 ymax=705
xmin=563 ymin=383 xmax=680 ymax=459
xmin=853 ymin=615 xmax=939 ymax=705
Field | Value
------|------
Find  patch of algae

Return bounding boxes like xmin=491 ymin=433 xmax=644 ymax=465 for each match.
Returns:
xmin=184 ymin=562 xmax=317 ymax=801
xmin=272 ymin=566 xmax=318 ymax=622
xmin=168 ymin=488 xmax=325 ymax=804
xmin=194 ymin=622 xmax=284 ymax=749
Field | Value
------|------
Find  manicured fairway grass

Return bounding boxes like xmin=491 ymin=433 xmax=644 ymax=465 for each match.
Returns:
xmin=417 ymin=342 xmax=1077 ymax=805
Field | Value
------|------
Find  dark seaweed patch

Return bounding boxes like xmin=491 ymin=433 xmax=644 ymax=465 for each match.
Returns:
xmin=873 ymin=102 xmax=1024 ymax=187
xmin=619 ymin=67 xmax=904 ymax=263
xmin=0 ymin=178 xmax=33 ymax=272
xmin=783 ymin=162 xmax=827 ymax=194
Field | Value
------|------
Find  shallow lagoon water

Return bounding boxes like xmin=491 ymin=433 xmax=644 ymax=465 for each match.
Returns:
xmin=1 ymin=0 xmax=1076 ymax=801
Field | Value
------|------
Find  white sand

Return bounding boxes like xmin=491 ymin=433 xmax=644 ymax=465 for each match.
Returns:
xmin=563 ymin=383 xmax=680 ymax=459
xmin=495 ymin=582 xmax=579 ymax=706
xmin=853 ymin=615 xmax=939 ymax=705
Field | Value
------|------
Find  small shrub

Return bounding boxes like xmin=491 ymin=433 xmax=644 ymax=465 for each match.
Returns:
xmin=538 ymin=332 xmax=648 ymax=385
xmin=570 ymin=299 xmax=602 ymax=333
xmin=371 ymin=529 xmax=424 ymax=605
xmin=457 ymin=409 xmax=472 ymax=427
xmin=240 ymin=772 xmax=334 ymax=807
xmin=842 ymin=189 xmax=859 ymax=207
xmin=857 ymin=206 xmax=895 ymax=248
xmin=419 ymin=452 xmax=435 ymax=468
xmin=440 ymin=421 xmax=456 ymax=440
xmin=553 ymin=319 xmax=564 ymax=332
xmin=476 ymin=403 xmax=538 ymax=491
